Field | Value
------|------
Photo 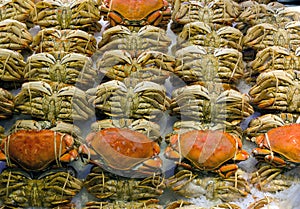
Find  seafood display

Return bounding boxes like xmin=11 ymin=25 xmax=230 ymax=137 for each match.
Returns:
xmin=0 ymin=0 xmax=299 ymax=208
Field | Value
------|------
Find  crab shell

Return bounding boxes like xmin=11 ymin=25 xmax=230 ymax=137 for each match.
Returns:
xmin=0 ymin=130 xmax=78 ymax=171
xmin=165 ymin=130 xmax=249 ymax=177
xmin=86 ymin=127 xmax=162 ymax=177
xmin=253 ymin=124 xmax=300 ymax=167
xmin=102 ymin=0 xmax=170 ymax=26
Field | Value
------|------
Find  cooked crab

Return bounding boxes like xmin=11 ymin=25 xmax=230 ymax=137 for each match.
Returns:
xmin=174 ymin=22 xmax=243 ymax=51
xmin=84 ymin=127 xmax=163 ymax=178
xmin=243 ymin=21 xmax=300 ymax=52
xmin=0 ymin=0 xmax=35 ymax=25
xmin=84 ymin=166 xmax=165 ymax=200
xmin=87 ymin=78 xmax=170 ymax=120
xmin=0 ymin=87 xmax=14 ymax=120
xmin=0 ymin=48 xmax=26 ymax=87
xmin=97 ymin=25 xmax=171 ymax=57
xmin=25 ymin=52 xmax=97 ymax=89
xmin=100 ymin=0 xmax=171 ymax=30
xmin=32 ymin=0 xmax=101 ymax=32
xmin=31 ymin=28 xmax=97 ymax=56
xmin=170 ymin=84 xmax=254 ymax=126
xmin=172 ymin=0 xmax=241 ymax=29
xmin=0 ymin=129 xmax=79 ymax=171
xmin=84 ymin=199 xmax=163 ymax=209
xmin=0 ymin=169 xmax=82 ymax=208
xmin=97 ymin=50 xmax=175 ymax=83
xmin=252 ymin=124 xmax=300 ymax=168
xmin=249 ymin=70 xmax=300 ymax=112
xmin=14 ymin=81 xmax=94 ymax=123
xmin=166 ymin=169 xmax=250 ymax=202
xmin=0 ymin=19 xmax=32 ymax=51
xmin=90 ymin=118 xmax=161 ymax=142
xmin=165 ymin=129 xmax=249 ymax=178
xmin=174 ymin=46 xmax=244 ymax=86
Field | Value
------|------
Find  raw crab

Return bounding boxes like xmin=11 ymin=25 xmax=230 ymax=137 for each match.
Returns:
xmin=243 ymin=21 xmax=300 ymax=52
xmin=244 ymin=113 xmax=300 ymax=142
xmin=84 ymin=127 xmax=163 ymax=178
xmin=97 ymin=25 xmax=171 ymax=57
xmin=247 ymin=196 xmax=280 ymax=209
xmin=170 ymin=84 xmax=254 ymax=126
xmin=0 ymin=19 xmax=32 ymax=51
xmin=164 ymin=129 xmax=249 ymax=178
xmin=31 ymin=28 xmax=97 ymax=56
xmin=32 ymin=0 xmax=101 ymax=32
xmin=14 ymin=81 xmax=94 ymax=123
xmin=252 ymin=124 xmax=300 ymax=168
xmin=245 ymin=46 xmax=300 ymax=83
xmin=0 ymin=87 xmax=14 ymax=120
xmin=0 ymin=169 xmax=82 ymax=208
xmin=249 ymin=70 xmax=300 ymax=112
xmin=25 ymin=52 xmax=97 ymax=89
xmin=174 ymin=22 xmax=243 ymax=51
xmin=0 ymin=129 xmax=80 ymax=171
xmin=0 ymin=48 xmax=26 ymax=88
xmin=172 ymin=0 xmax=241 ymax=29
xmin=87 ymin=78 xmax=170 ymax=120
xmin=174 ymin=46 xmax=244 ymax=86
xmin=84 ymin=199 xmax=163 ymax=209
xmin=90 ymin=118 xmax=161 ymax=142
xmin=166 ymin=170 xmax=250 ymax=202
xmin=0 ymin=0 xmax=34 ymax=25
xmin=97 ymin=50 xmax=175 ymax=83
xmin=100 ymin=0 xmax=171 ymax=29
xmin=84 ymin=166 xmax=165 ymax=200
xmin=250 ymin=165 xmax=300 ymax=192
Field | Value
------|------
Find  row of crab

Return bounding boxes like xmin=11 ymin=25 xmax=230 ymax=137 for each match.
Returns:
xmin=0 ymin=116 xmax=298 ymax=208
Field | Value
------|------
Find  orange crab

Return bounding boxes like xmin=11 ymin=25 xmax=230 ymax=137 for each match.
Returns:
xmin=100 ymin=0 xmax=171 ymax=27
xmin=0 ymin=130 xmax=78 ymax=171
xmin=165 ymin=130 xmax=249 ymax=178
xmin=252 ymin=124 xmax=300 ymax=168
xmin=85 ymin=127 xmax=162 ymax=178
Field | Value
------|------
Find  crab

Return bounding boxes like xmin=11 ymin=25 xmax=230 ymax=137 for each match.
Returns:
xmin=84 ymin=199 xmax=163 ymax=209
xmin=245 ymin=46 xmax=300 ymax=83
xmin=166 ymin=169 xmax=250 ymax=202
xmin=0 ymin=87 xmax=14 ymax=119
xmin=243 ymin=21 xmax=300 ymax=53
xmin=87 ymin=78 xmax=170 ymax=120
xmin=0 ymin=19 xmax=32 ymax=51
xmin=25 ymin=52 xmax=97 ymax=90
xmin=165 ymin=200 xmax=242 ymax=209
xmin=0 ymin=169 xmax=82 ymax=208
xmin=31 ymin=28 xmax=97 ymax=56
xmin=84 ymin=127 xmax=163 ymax=178
xmin=99 ymin=0 xmax=171 ymax=30
xmin=249 ymin=70 xmax=300 ymax=112
xmin=84 ymin=166 xmax=165 ymax=201
xmin=14 ymin=81 xmax=94 ymax=124
xmin=32 ymin=0 xmax=101 ymax=32
xmin=97 ymin=25 xmax=171 ymax=57
xmin=247 ymin=196 xmax=280 ymax=209
xmin=244 ymin=113 xmax=300 ymax=142
xmin=90 ymin=118 xmax=161 ymax=142
xmin=174 ymin=46 xmax=244 ymax=86
xmin=0 ymin=48 xmax=26 ymax=87
xmin=252 ymin=124 xmax=300 ymax=168
xmin=165 ymin=129 xmax=249 ymax=178
xmin=0 ymin=0 xmax=35 ymax=25
xmin=97 ymin=50 xmax=175 ymax=83
xmin=174 ymin=22 xmax=243 ymax=51
xmin=170 ymin=84 xmax=254 ymax=126
xmin=171 ymin=0 xmax=241 ymax=30
xmin=0 ymin=129 xmax=80 ymax=171
xmin=250 ymin=164 xmax=300 ymax=192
